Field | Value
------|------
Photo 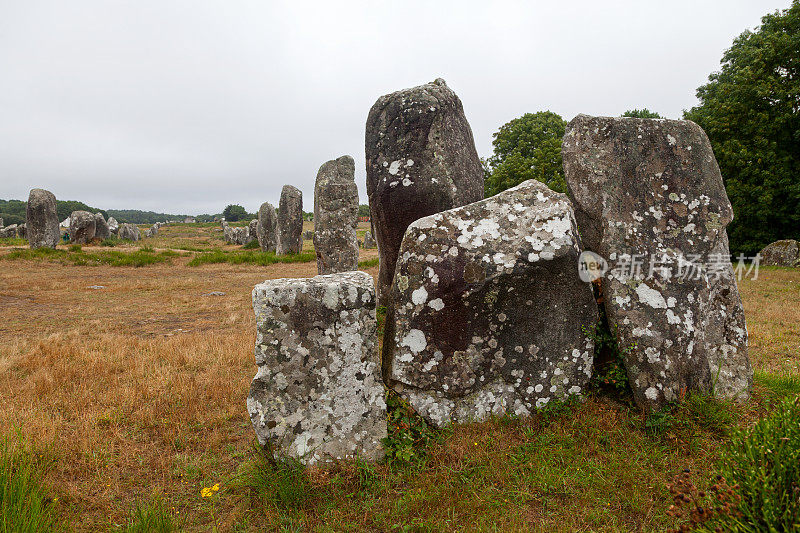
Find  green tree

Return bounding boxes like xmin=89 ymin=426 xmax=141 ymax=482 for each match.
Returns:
xmin=484 ymin=111 xmax=567 ymax=197
xmin=222 ymin=204 xmax=248 ymax=222
xmin=621 ymin=109 xmax=663 ymax=119
xmin=685 ymin=1 xmax=800 ymax=255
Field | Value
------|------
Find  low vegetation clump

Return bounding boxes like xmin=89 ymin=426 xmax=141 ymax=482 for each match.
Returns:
xmin=358 ymin=257 xmax=379 ymax=269
xmin=0 ymin=237 xmax=27 ymax=246
xmin=123 ymin=493 xmax=178 ymax=533
xmin=187 ymin=249 xmax=315 ymax=267
xmin=0 ymin=246 xmax=179 ymax=267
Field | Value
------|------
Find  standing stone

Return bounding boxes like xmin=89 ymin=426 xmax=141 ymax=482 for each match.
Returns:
xmin=562 ymin=115 xmax=752 ymax=411
xmin=94 ymin=213 xmax=110 ymax=240
xmin=248 ymin=219 xmax=259 ymax=245
xmin=303 ymin=230 xmax=315 ymax=240
xmin=276 ymin=185 xmax=303 ymax=255
xmin=247 ymin=271 xmax=386 ymax=464
xmin=366 ymin=78 xmax=484 ymax=307
xmin=384 ymin=180 xmax=598 ymax=427
xmin=257 ymin=202 xmax=277 ymax=252
xmin=759 ymin=240 xmax=800 ymax=267
xmin=363 ymin=231 xmax=376 ymax=249
xmin=117 ymin=223 xmax=140 ymax=241
xmin=107 ymin=217 xmax=119 ymax=236
xmin=148 ymin=223 xmax=159 ymax=238
xmin=26 ymin=189 xmax=59 ymax=249
xmin=313 ymin=155 xmax=359 ymax=274
xmin=0 ymin=225 xmax=17 ymax=238
xmin=17 ymin=224 xmax=26 ymax=239
xmin=0 ymin=218 xmax=3 ymax=228
xmin=69 ymin=211 xmax=96 ymax=244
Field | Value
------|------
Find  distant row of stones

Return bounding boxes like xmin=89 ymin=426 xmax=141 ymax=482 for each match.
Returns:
xmin=248 ymin=78 xmax=763 ymax=466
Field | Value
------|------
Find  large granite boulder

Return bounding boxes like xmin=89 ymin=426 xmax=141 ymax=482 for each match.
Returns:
xmin=117 ymin=223 xmax=140 ymax=241
xmin=363 ymin=231 xmax=376 ymax=249
xmin=26 ymin=189 xmax=59 ymax=249
xmin=107 ymin=217 xmax=119 ymax=235
xmin=383 ymin=180 xmax=598 ymax=428
xmin=276 ymin=185 xmax=303 ymax=254
xmin=562 ymin=115 xmax=752 ymax=410
xmin=313 ymin=155 xmax=359 ymax=274
xmin=69 ymin=211 xmax=96 ymax=244
xmin=257 ymin=202 xmax=277 ymax=252
xmin=366 ymin=78 xmax=484 ymax=307
xmin=94 ymin=213 xmax=110 ymax=240
xmin=0 ymin=225 xmax=17 ymax=238
xmin=759 ymin=239 xmax=799 ymax=267
xmin=247 ymin=271 xmax=386 ymax=464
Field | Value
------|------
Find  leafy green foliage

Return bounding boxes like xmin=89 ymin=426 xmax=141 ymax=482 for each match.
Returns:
xmin=684 ymin=2 xmax=800 ymax=255
xmin=0 ymin=431 xmax=60 ymax=533
xmin=621 ymin=109 xmax=663 ymax=118
xmin=222 ymin=204 xmax=248 ymax=222
xmin=483 ymin=111 xmax=567 ymax=197
xmin=585 ymin=287 xmax=634 ymax=396
xmin=187 ymin=250 xmax=315 ymax=267
xmin=715 ymin=397 xmax=800 ymax=531
xmin=123 ymin=493 xmax=178 ymax=533
xmin=382 ymin=391 xmax=439 ymax=466
xmin=358 ymin=204 xmax=371 ymax=218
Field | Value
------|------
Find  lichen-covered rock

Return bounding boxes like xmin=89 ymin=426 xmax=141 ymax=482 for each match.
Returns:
xmin=759 ymin=240 xmax=799 ymax=267
xmin=107 ymin=217 xmax=119 ymax=235
xmin=148 ymin=223 xmax=159 ymax=238
xmin=248 ymin=219 xmax=259 ymax=244
xmin=383 ymin=180 xmax=598 ymax=428
xmin=366 ymin=78 xmax=484 ymax=307
xmin=94 ymin=213 xmax=110 ymax=240
xmin=276 ymin=185 xmax=303 ymax=255
xmin=257 ymin=202 xmax=277 ymax=252
xmin=562 ymin=115 xmax=752 ymax=410
xmin=303 ymin=230 xmax=314 ymax=240
xmin=69 ymin=211 xmax=96 ymax=244
xmin=16 ymin=223 xmax=26 ymax=239
xmin=247 ymin=271 xmax=386 ymax=464
xmin=313 ymin=155 xmax=359 ymax=274
xmin=117 ymin=223 xmax=140 ymax=241
xmin=0 ymin=225 xmax=17 ymax=238
xmin=363 ymin=231 xmax=376 ymax=249
xmin=26 ymin=189 xmax=59 ymax=249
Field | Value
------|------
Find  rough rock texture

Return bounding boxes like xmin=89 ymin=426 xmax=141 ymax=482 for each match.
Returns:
xmin=303 ymin=230 xmax=314 ymax=240
xmin=0 ymin=225 xmax=17 ymax=238
xmin=313 ymin=155 xmax=359 ymax=274
xmin=366 ymin=78 xmax=484 ymax=307
xmin=247 ymin=271 xmax=386 ymax=464
xmin=148 ymin=223 xmax=159 ymax=238
xmin=117 ymin=223 xmax=140 ymax=241
xmin=107 ymin=217 xmax=119 ymax=235
xmin=69 ymin=211 xmax=96 ymax=244
xmin=759 ymin=240 xmax=800 ymax=267
xmin=225 ymin=225 xmax=250 ymax=245
xmin=26 ymin=189 xmax=59 ymax=249
xmin=0 ymin=217 xmax=3 ymax=227
xmin=257 ymin=202 xmax=277 ymax=252
xmin=383 ymin=180 xmax=598 ymax=428
xmin=94 ymin=213 xmax=110 ymax=240
xmin=248 ymin=219 xmax=259 ymax=244
xmin=17 ymin=224 xmax=26 ymax=239
xmin=276 ymin=185 xmax=303 ymax=255
xmin=562 ymin=115 xmax=752 ymax=410
xmin=363 ymin=231 xmax=376 ymax=249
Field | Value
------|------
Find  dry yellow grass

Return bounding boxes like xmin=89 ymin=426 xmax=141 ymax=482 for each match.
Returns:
xmin=0 ymin=228 xmax=797 ymax=531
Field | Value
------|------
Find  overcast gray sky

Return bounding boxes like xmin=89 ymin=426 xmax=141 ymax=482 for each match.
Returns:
xmin=0 ymin=1 xmax=790 ymax=215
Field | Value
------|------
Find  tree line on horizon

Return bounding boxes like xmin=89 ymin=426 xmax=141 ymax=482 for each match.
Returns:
xmin=483 ymin=1 xmax=799 ymax=256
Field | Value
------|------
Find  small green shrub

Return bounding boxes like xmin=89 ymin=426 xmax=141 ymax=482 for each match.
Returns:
xmin=241 ymin=239 xmax=260 ymax=250
xmin=715 ymin=397 xmax=800 ymax=531
xmin=382 ymin=390 xmax=439 ymax=467
xmin=100 ymin=238 xmax=118 ymax=247
xmin=0 ymin=431 xmax=60 ymax=533
xmin=123 ymin=493 xmax=178 ymax=533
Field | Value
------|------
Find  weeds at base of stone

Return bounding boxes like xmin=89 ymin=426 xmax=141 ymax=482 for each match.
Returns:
xmin=382 ymin=390 xmax=441 ymax=467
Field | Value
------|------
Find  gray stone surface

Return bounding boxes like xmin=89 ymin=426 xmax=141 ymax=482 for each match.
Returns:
xmin=0 ymin=225 xmax=17 ymax=238
xmin=384 ymin=180 xmax=598 ymax=428
xmin=117 ymin=223 xmax=140 ymax=241
xmin=313 ymin=155 xmax=359 ymax=274
xmin=363 ymin=231 xmax=376 ymax=249
xmin=69 ymin=211 xmax=96 ymax=244
xmin=248 ymin=219 xmax=259 ymax=245
xmin=17 ymin=224 xmax=26 ymax=239
xmin=366 ymin=78 xmax=484 ymax=307
xmin=0 ymin=217 xmax=3 ymax=227
xmin=257 ymin=202 xmax=277 ymax=252
xmin=148 ymin=223 xmax=160 ymax=238
xmin=562 ymin=115 xmax=752 ymax=410
xmin=26 ymin=189 xmax=59 ymax=249
xmin=303 ymin=230 xmax=314 ymax=240
xmin=276 ymin=185 xmax=303 ymax=255
xmin=94 ymin=213 xmax=110 ymax=240
xmin=107 ymin=217 xmax=119 ymax=235
xmin=759 ymin=239 xmax=799 ymax=267
xmin=247 ymin=271 xmax=386 ymax=464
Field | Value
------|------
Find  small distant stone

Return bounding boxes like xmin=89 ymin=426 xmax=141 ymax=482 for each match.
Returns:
xmin=202 ymin=291 xmax=226 ymax=296
xmin=87 ymin=285 xmax=106 ymax=290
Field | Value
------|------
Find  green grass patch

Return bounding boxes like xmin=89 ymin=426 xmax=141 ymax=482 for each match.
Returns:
xmin=187 ymin=249 xmax=315 ymax=267
xmin=241 ymin=239 xmax=260 ymax=250
xmin=1 ymin=431 xmax=60 ymax=533
xmin=755 ymin=370 xmax=800 ymax=399
xmin=122 ymin=493 xmax=178 ymax=532
xmin=0 ymin=246 xmax=179 ymax=267
xmin=0 ymin=237 xmax=26 ymax=246
xmin=358 ymin=257 xmax=379 ymax=269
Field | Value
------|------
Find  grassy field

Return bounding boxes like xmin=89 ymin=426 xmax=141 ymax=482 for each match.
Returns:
xmin=0 ymin=224 xmax=797 ymax=531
